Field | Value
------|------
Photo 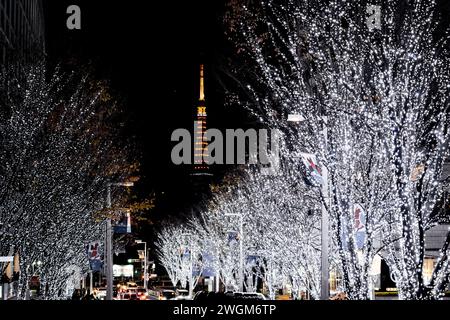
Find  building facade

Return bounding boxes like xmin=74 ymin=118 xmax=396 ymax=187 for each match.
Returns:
xmin=0 ymin=0 xmax=45 ymax=65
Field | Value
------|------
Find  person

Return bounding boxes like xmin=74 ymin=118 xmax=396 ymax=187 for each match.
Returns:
xmin=71 ymin=289 xmax=81 ymax=300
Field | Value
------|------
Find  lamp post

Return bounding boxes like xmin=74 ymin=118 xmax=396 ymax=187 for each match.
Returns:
xmin=135 ymin=240 xmax=148 ymax=290
xmin=288 ymin=114 xmax=329 ymax=300
xmin=105 ymin=181 xmax=134 ymax=301
xmin=225 ymin=213 xmax=244 ymax=292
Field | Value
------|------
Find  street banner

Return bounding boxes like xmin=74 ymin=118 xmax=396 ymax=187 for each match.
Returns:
xmin=340 ymin=204 xmax=367 ymax=251
xmin=354 ymin=204 xmax=366 ymax=250
xmin=86 ymin=241 xmax=103 ymax=271
xmin=192 ymin=260 xmax=202 ymax=277
xmin=300 ymin=153 xmax=323 ymax=186
xmin=227 ymin=231 xmax=239 ymax=245
xmin=181 ymin=247 xmax=191 ymax=260
xmin=246 ymin=255 xmax=259 ymax=267
xmin=369 ymin=254 xmax=382 ymax=276
xmin=114 ymin=211 xmax=132 ymax=234
xmin=201 ymin=251 xmax=216 ymax=277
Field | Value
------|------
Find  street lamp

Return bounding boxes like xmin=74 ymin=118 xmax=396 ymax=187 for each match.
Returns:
xmin=225 ymin=213 xmax=244 ymax=293
xmin=105 ymin=181 xmax=134 ymax=301
xmin=135 ymin=240 xmax=148 ymax=291
xmin=288 ymin=114 xmax=330 ymax=300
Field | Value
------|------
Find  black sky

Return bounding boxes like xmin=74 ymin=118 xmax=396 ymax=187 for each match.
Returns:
xmin=43 ymin=0 xmax=245 ymax=225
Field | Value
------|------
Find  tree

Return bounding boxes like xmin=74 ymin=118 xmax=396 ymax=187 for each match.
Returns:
xmin=156 ymin=223 xmax=205 ymax=294
xmin=224 ymin=0 xmax=450 ymax=299
xmin=0 ymin=65 xmax=137 ymax=299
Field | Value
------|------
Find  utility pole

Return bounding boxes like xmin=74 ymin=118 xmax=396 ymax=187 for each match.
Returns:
xmin=189 ymin=240 xmax=194 ymax=298
xmin=136 ymin=240 xmax=148 ymax=290
xmin=105 ymin=181 xmax=134 ymax=300
xmin=320 ymin=116 xmax=329 ymax=301
xmin=106 ymin=184 xmax=113 ymax=301
xmin=288 ymin=114 xmax=329 ymax=300
xmin=225 ymin=213 xmax=244 ymax=292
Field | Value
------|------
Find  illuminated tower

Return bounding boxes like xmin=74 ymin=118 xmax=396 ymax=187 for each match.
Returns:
xmin=193 ymin=64 xmax=210 ymax=174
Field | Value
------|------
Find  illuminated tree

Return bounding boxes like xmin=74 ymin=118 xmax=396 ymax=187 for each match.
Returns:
xmin=225 ymin=0 xmax=450 ymax=299
xmin=0 ymin=65 xmax=136 ymax=299
xmin=156 ymin=222 xmax=205 ymax=294
xmin=193 ymin=164 xmax=322 ymax=298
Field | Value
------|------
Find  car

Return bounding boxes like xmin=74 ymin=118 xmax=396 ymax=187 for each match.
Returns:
xmin=137 ymin=288 xmax=148 ymax=300
xmin=121 ymin=293 xmax=130 ymax=300
xmin=160 ymin=289 xmax=176 ymax=300
xmin=193 ymin=291 xmax=221 ymax=302
xmin=148 ymin=288 xmax=176 ymax=300
xmin=95 ymin=288 xmax=107 ymax=300
xmin=233 ymin=292 xmax=266 ymax=300
xmin=176 ymin=289 xmax=189 ymax=297
xmin=193 ymin=291 xmax=266 ymax=301
xmin=129 ymin=293 xmax=139 ymax=300
xmin=171 ymin=289 xmax=191 ymax=300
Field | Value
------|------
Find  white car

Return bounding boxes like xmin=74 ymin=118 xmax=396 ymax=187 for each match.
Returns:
xmin=95 ymin=288 xmax=107 ymax=300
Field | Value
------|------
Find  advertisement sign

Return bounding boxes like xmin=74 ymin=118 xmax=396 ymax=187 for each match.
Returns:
xmin=113 ymin=264 xmax=133 ymax=277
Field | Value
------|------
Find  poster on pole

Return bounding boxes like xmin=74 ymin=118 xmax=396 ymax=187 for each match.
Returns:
xmin=227 ymin=231 xmax=240 ymax=246
xmin=339 ymin=203 xmax=366 ymax=251
xmin=246 ymin=255 xmax=259 ymax=267
xmin=114 ymin=211 xmax=132 ymax=234
xmin=86 ymin=241 xmax=103 ymax=271
xmin=354 ymin=204 xmax=366 ymax=250
xmin=201 ymin=251 xmax=216 ymax=277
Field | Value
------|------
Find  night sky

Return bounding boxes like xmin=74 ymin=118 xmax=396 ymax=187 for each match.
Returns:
xmin=42 ymin=0 xmax=450 ymax=245
xmin=43 ymin=0 xmax=247 ymax=228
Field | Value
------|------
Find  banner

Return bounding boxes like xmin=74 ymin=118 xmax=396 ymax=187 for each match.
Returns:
xmin=192 ymin=260 xmax=202 ymax=277
xmin=114 ymin=211 xmax=131 ymax=234
xmin=339 ymin=204 xmax=366 ymax=251
xmin=354 ymin=204 xmax=366 ymax=250
xmin=300 ymin=153 xmax=323 ymax=186
xmin=227 ymin=231 xmax=239 ymax=245
xmin=86 ymin=241 xmax=103 ymax=271
xmin=246 ymin=255 xmax=259 ymax=267
xmin=201 ymin=251 xmax=216 ymax=277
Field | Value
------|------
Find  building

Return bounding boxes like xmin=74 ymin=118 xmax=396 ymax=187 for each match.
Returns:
xmin=0 ymin=0 xmax=46 ymax=65
xmin=190 ymin=64 xmax=213 ymax=203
